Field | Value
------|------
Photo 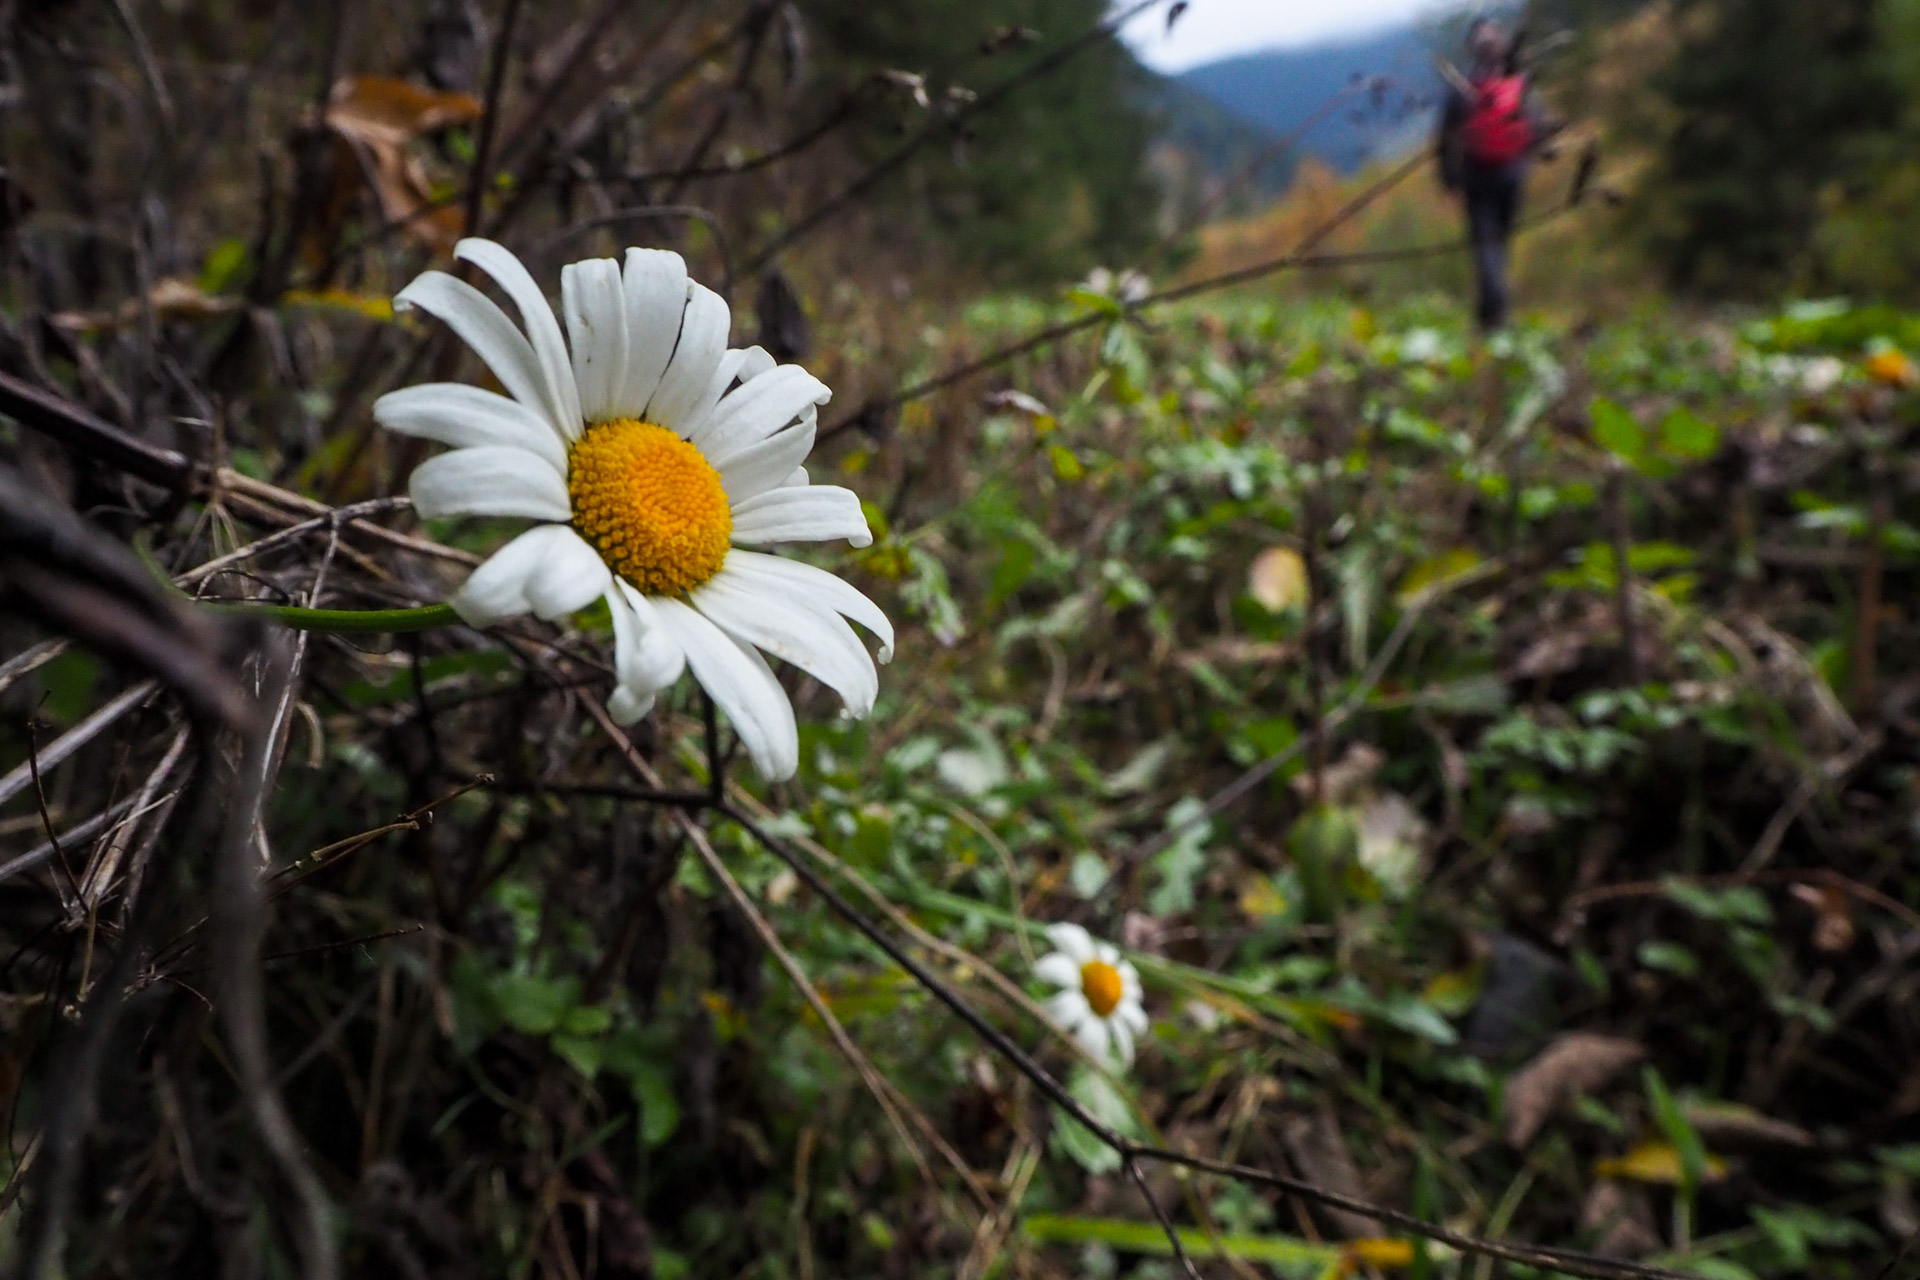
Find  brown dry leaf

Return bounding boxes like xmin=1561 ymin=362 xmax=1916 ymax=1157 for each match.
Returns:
xmin=1503 ymin=1032 xmax=1645 ymax=1148
xmin=1175 ymin=636 xmax=1299 ymax=669
xmin=318 ymin=75 xmax=481 ymax=255
xmin=1289 ymin=742 xmax=1384 ymax=807
xmin=1578 ymin=1181 xmax=1661 ymax=1259
xmin=1281 ymin=1108 xmax=1379 ymax=1239
xmin=1681 ymin=1100 xmax=1813 ymax=1150
xmin=1248 ymin=545 xmax=1307 ymax=611
xmin=330 ymin=74 xmax=483 ymax=137
xmin=1288 ymin=742 xmax=1384 ymax=807
xmin=1511 ymin=626 xmax=1589 ymax=679
xmin=1790 ymin=881 xmax=1856 ymax=953
xmin=1119 ymin=910 xmax=1167 ymax=954
xmin=51 ymin=277 xmax=240 ymax=333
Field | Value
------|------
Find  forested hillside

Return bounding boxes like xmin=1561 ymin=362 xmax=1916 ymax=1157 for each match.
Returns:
xmin=1172 ymin=28 xmax=1441 ymax=173
xmin=0 ymin=2 xmax=1917 ymax=1279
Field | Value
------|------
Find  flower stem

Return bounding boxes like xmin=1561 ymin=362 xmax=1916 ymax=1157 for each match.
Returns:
xmin=207 ymin=603 xmax=461 ymax=633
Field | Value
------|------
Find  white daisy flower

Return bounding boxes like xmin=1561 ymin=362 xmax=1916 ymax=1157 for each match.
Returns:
xmin=374 ymin=238 xmax=892 ymax=781
xmin=1034 ymin=922 xmax=1148 ymax=1068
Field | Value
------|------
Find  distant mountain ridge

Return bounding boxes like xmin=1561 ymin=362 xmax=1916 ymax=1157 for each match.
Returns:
xmin=1171 ymin=25 xmax=1443 ymax=174
xmin=1135 ymin=72 xmax=1301 ymax=213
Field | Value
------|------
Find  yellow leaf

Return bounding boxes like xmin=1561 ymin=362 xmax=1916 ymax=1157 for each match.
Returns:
xmin=282 ymin=288 xmax=395 ymax=321
xmin=1396 ymin=548 xmax=1481 ymax=604
xmin=1049 ymin=443 xmax=1084 ymax=481
xmin=1248 ymin=546 xmax=1308 ymax=611
xmin=701 ymin=990 xmax=742 ymax=1040
xmin=854 ymin=544 xmax=911 ymax=580
xmin=1238 ymin=875 xmax=1290 ymax=922
xmin=1593 ymin=1141 xmax=1727 ymax=1185
xmin=1342 ymin=1238 xmax=1414 ymax=1271
xmin=1865 ymin=348 xmax=1917 ymax=388
xmin=1421 ymin=967 xmax=1482 ymax=1017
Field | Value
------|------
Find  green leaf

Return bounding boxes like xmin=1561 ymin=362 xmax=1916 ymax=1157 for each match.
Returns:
xmin=199 ymin=237 xmax=250 ymax=293
xmin=1591 ymin=397 xmax=1646 ymax=463
xmin=1287 ymin=806 xmax=1358 ymax=923
xmin=1149 ymin=797 xmax=1210 ymax=916
xmin=1657 ymin=1256 xmax=1760 ymax=1280
xmin=35 ymin=650 xmax=99 ymax=727
xmin=1643 ymin=1066 xmax=1707 ymax=1194
xmin=1636 ymin=940 xmax=1700 ymax=978
xmin=629 ymin=1059 xmax=681 ymax=1147
xmin=550 ymin=1031 xmax=604 ymax=1079
xmin=1663 ymin=878 xmax=1772 ymax=926
xmin=1050 ymin=1066 xmax=1136 ymax=1175
xmin=560 ymin=1004 xmax=613 ymax=1037
xmin=1374 ymin=991 xmax=1460 ymax=1045
xmin=1069 ymin=851 xmax=1112 ymax=898
xmin=491 ymin=972 xmax=577 ymax=1036
xmin=1878 ymin=1144 xmax=1920 ymax=1177
xmin=1065 ymin=287 xmax=1125 ymax=317
xmin=1658 ymin=407 xmax=1721 ymax=460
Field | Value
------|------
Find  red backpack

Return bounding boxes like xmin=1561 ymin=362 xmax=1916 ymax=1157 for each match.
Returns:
xmin=1462 ymin=74 xmax=1532 ymax=165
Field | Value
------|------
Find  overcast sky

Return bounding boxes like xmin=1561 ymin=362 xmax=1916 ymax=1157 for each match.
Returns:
xmin=1117 ymin=0 xmax=1466 ymax=73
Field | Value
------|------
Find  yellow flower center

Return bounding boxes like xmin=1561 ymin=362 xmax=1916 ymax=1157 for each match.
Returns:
xmin=1080 ymin=959 xmax=1124 ymax=1018
xmin=567 ymin=419 xmax=731 ymax=596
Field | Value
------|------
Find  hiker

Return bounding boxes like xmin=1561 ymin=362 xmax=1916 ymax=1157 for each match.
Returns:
xmin=1438 ymin=18 xmax=1549 ymax=331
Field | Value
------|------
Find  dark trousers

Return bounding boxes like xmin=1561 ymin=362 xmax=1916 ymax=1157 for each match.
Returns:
xmin=1463 ymin=161 xmax=1524 ymax=331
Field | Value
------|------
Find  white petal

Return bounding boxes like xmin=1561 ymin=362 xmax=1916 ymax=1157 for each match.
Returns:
xmin=1095 ymin=942 xmax=1120 ymax=967
xmin=692 ymin=570 xmax=877 ymax=717
xmin=720 ymin=551 xmax=893 ymax=661
xmin=782 ymin=466 xmax=810 ymax=488
xmin=652 ymin=597 xmax=798 ymax=780
xmin=1073 ymin=1012 xmax=1113 ymax=1064
xmin=612 ymin=581 xmax=687 ymax=696
xmin=455 ymin=238 xmax=582 ymax=436
xmin=373 ymin=383 xmax=567 ymax=474
xmin=523 ymin=527 xmax=611 ymax=619
xmin=646 ymin=282 xmax=730 ymax=431
xmin=617 ymin=249 xmax=688 ymax=418
xmin=689 ymin=364 xmax=831 ymax=458
xmin=608 ymin=684 xmax=654 ymax=725
xmin=1034 ymin=953 xmax=1081 ymax=990
xmin=715 ymin=419 xmax=817 ymax=504
xmin=1045 ymin=922 xmax=1096 ymax=964
xmin=562 ymin=258 xmax=628 ymax=425
xmin=448 ymin=524 xmax=577 ymax=627
xmin=1046 ymin=989 xmax=1092 ymax=1029
xmin=729 ymin=486 xmax=872 ymax=547
xmin=393 ymin=272 xmax=570 ymax=440
xmin=1115 ymin=999 xmax=1149 ymax=1036
xmin=409 ymin=447 xmax=571 ymax=522
xmin=736 ymin=345 xmax=777 ymax=383
xmin=676 ymin=347 xmax=749 ymax=442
